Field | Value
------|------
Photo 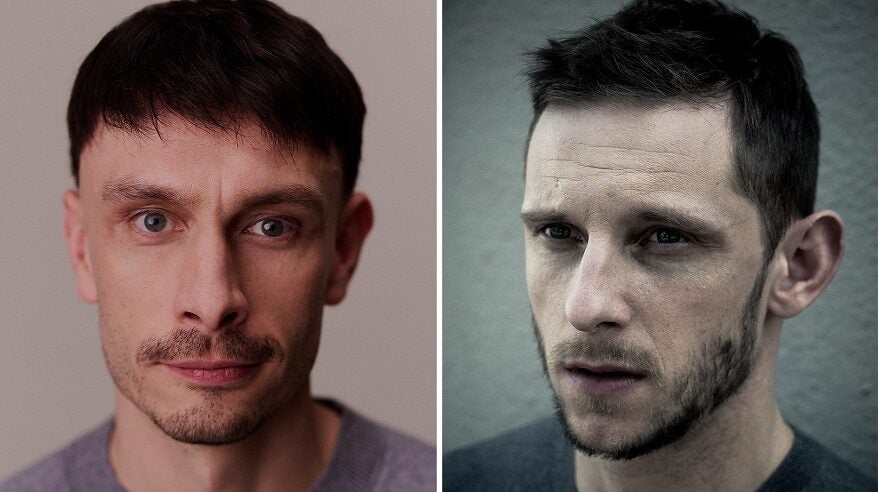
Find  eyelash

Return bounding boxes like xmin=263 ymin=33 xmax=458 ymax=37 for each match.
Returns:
xmin=535 ymin=223 xmax=692 ymax=250
xmin=536 ymin=223 xmax=584 ymax=242
xmin=639 ymin=227 xmax=691 ymax=247
xmin=127 ymin=210 xmax=300 ymax=242
xmin=130 ymin=209 xmax=179 ymax=237
xmin=243 ymin=216 xmax=301 ymax=240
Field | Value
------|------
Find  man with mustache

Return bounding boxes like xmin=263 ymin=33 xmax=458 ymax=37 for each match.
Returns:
xmin=1 ymin=1 xmax=434 ymax=490
xmin=445 ymin=0 xmax=875 ymax=490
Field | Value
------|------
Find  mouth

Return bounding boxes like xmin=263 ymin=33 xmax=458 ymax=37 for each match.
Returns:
xmin=161 ymin=360 xmax=264 ymax=387
xmin=563 ymin=362 xmax=648 ymax=397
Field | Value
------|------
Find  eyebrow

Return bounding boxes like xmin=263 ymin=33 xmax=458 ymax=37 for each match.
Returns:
xmin=233 ymin=185 xmax=326 ymax=217
xmin=101 ymin=177 xmax=200 ymax=207
xmin=519 ymin=209 xmax=571 ymax=224
xmin=101 ymin=177 xmax=325 ymax=216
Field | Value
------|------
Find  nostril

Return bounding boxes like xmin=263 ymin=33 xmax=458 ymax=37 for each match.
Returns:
xmin=220 ymin=311 xmax=239 ymax=326
xmin=183 ymin=311 xmax=200 ymax=321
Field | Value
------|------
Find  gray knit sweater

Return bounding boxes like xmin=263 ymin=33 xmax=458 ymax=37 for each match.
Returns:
xmin=1 ymin=402 xmax=435 ymax=491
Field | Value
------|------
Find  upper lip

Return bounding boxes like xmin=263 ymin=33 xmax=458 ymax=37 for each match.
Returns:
xmin=564 ymin=361 xmax=647 ymax=377
xmin=162 ymin=360 xmax=261 ymax=370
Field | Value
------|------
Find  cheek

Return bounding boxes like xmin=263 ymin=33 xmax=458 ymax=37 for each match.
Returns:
xmin=525 ymin=246 xmax=577 ymax=334
xmin=638 ymin=261 xmax=760 ymax=360
xmin=526 ymin=249 xmax=559 ymax=311
xmin=239 ymin=246 xmax=333 ymax=326
xmin=96 ymin=270 xmax=171 ymax=380
xmin=91 ymin=246 xmax=173 ymax=383
xmin=91 ymin=236 xmax=175 ymax=327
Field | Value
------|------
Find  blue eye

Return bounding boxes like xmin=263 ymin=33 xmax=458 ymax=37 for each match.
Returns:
xmin=540 ymin=223 xmax=581 ymax=241
xmin=546 ymin=225 xmax=570 ymax=239
xmin=136 ymin=212 xmax=169 ymax=233
xmin=646 ymin=228 xmax=684 ymax=244
xmin=248 ymin=218 xmax=293 ymax=237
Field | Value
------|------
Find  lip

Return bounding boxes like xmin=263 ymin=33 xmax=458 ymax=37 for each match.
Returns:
xmin=563 ymin=361 xmax=647 ymax=397
xmin=162 ymin=360 xmax=263 ymax=387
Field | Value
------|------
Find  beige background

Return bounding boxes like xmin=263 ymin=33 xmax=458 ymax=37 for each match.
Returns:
xmin=0 ymin=0 xmax=436 ymax=478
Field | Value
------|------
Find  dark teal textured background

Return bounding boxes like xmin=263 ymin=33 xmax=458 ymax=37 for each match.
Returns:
xmin=442 ymin=0 xmax=878 ymax=479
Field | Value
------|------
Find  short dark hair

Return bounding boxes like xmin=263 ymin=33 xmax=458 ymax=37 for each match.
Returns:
xmin=68 ymin=0 xmax=365 ymax=195
xmin=525 ymin=0 xmax=819 ymax=251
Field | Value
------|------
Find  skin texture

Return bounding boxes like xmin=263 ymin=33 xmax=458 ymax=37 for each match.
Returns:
xmin=522 ymin=103 xmax=844 ymax=491
xmin=63 ymin=115 xmax=373 ymax=491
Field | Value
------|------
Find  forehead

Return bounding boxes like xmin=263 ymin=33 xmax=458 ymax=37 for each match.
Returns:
xmin=78 ymin=116 xmax=342 ymax=206
xmin=523 ymin=103 xmax=749 ymax=225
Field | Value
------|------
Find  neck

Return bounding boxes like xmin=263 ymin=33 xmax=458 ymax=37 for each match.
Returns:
xmin=575 ymin=327 xmax=793 ymax=492
xmin=109 ymin=385 xmax=341 ymax=492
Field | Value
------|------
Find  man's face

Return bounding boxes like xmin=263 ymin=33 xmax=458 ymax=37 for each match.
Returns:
xmin=522 ymin=103 xmax=769 ymax=459
xmin=67 ymin=116 xmax=354 ymax=445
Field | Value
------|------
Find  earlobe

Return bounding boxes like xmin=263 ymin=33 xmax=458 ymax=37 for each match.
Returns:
xmin=767 ymin=211 xmax=844 ymax=319
xmin=63 ymin=190 xmax=98 ymax=303
xmin=325 ymin=193 xmax=374 ymax=305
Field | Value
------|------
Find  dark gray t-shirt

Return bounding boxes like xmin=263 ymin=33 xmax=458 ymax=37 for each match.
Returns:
xmin=1 ymin=402 xmax=435 ymax=491
xmin=444 ymin=417 xmax=877 ymax=491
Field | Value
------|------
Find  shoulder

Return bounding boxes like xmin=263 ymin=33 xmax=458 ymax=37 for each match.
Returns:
xmin=0 ymin=450 xmax=70 ymax=492
xmin=761 ymin=427 xmax=877 ymax=492
xmin=0 ymin=419 xmax=117 ymax=492
xmin=315 ymin=403 xmax=435 ymax=491
xmin=444 ymin=416 xmax=574 ymax=491
xmin=367 ymin=419 xmax=436 ymax=490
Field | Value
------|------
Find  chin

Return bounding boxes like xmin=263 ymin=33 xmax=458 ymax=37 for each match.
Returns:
xmin=553 ymin=392 xmax=701 ymax=461
xmin=562 ymin=417 xmax=664 ymax=460
xmin=125 ymin=373 xmax=297 ymax=446
xmin=556 ymin=404 xmax=643 ymax=460
xmin=150 ymin=395 xmax=272 ymax=446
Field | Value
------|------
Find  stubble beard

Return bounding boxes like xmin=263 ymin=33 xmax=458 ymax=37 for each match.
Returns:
xmin=101 ymin=321 xmax=320 ymax=446
xmin=535 ymin=262 xmax=767 ymax=461
xmin=151 ymin=387 xmax=272 ymax=446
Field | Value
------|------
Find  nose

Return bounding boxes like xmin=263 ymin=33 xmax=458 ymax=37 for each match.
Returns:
xmin=173 ymin=230 xmax=248 ymax=332
xmin=564 ymin=242 xmax=632 ymax=332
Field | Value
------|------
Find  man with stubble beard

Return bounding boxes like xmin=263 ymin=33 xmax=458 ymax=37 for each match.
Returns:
xmin=1 ymin=1 xmax=434 ymax=490
xmin=445 ymin=1 xmax=875 ymax=490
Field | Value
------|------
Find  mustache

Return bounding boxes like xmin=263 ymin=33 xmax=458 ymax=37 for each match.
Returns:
xmin=136 ymin=328 xmax=282 ymax=363
xmin=550 ymin=337 xmax=660 ymax=375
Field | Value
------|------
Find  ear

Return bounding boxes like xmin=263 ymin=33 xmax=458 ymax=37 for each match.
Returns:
xmin=767 ymin=211 xmax=844 ymax=319
xmin=325 ymin=193 xmax=373 ymax=305
xmin=63 ymin=190 xmax=98 ymax=303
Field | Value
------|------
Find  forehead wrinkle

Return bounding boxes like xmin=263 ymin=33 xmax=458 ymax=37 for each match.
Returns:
xmin=539 ymin=161 xmax=693 ymax=177
xmin=525 ymin=103 xmax=739 ymax=211
xmin=532 ymin=160 xmax=704 ymax=192
xmin=101 ymin=176 xmax=202 ymax=207
xmin=571 ymin=143 xmax=694 ymax=160
xmin=536 ymin=141 xmax=702 ymax=180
